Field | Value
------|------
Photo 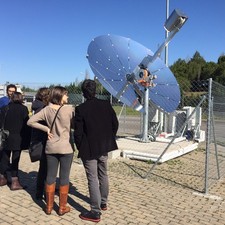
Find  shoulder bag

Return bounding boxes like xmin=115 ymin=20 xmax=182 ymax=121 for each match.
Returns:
xmin=29 ymin=105 xmax=63 ymax=162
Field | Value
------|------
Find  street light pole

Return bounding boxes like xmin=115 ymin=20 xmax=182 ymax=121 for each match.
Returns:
xmin=135 ymin=7 xmax=188 ymax=142
xmin=163 ymin=0 xmax=170 ymax=133
xmin=165 ymin=0 xmax=169 ymax=67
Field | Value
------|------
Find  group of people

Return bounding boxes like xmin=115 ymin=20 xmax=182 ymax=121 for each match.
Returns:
xmin=0 ymin=79 xmax=119 ymax=223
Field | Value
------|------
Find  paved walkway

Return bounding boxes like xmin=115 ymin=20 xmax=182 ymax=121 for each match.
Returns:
xmin=1 ymin=150 xmax=225 ymax=225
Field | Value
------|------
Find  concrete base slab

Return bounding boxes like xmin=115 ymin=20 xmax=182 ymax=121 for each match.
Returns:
xmin=193 ymin=192 xmax=223 ymax=200
xmin=117 ymin=136 xmax=199 ymax=163
xmin=156 ymin=136 xmax=186 ymax=143
xmin=108 ymin=149 xmax=121 ymax=159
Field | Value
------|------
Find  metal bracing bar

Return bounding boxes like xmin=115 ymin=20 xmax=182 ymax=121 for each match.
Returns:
xmin=144 ymin=95 xmax=207 ymax=179
xmin=140 ymin=29 xmax=179 ymax=69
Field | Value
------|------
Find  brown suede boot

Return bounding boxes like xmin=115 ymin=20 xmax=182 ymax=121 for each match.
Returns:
xmin=10 ymin=177 xmax=23 ymax=190
xmin=45 ymin=183 xmax=56 ymax=215
xmin=0 ymin=174 xmax=7 ymax=186
xmin=58 ymin=184 xmax=70 ymax=216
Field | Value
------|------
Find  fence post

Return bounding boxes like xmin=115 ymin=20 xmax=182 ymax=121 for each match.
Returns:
xmin=204 ymin=78 xmax=212 ymax=194
xmin=144 ymin=95 xmax=206 ymax=179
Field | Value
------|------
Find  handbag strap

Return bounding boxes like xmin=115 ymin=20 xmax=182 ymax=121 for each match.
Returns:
xmin=49 ymin=105 xmax=63 ymax=132
xmin=1 ymin=105 xmax=9 ymax=129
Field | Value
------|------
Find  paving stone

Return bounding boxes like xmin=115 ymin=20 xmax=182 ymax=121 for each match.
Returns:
xmin=1 ymin=149 xmax=225 ymax=224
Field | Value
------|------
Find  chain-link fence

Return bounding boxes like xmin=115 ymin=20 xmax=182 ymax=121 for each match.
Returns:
xmin=206 ymin=80 xmax=225 ymax=192
xmin=22 ymin=78 xmax=225 ymax=194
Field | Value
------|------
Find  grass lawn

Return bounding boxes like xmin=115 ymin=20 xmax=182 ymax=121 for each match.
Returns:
xmin=113 ymin=105 xmax=140 ymax=116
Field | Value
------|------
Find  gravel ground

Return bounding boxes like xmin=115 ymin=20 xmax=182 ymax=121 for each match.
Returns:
xmin=73 ymin=141 xmax=225 ymax=195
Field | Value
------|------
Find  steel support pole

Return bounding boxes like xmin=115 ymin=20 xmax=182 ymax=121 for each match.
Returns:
xmin=204 ymin=78 xmax=212 ymax=194
xmin=140 ymin=88 xmax=150 ymax=142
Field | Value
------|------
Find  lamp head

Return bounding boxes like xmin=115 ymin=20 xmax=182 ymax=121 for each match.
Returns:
xmin=164 ymin=9 xmax=188 ymax=32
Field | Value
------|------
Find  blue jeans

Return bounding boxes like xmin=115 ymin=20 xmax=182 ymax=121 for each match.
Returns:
xmin=82 ymin=154 xmax=109 ymax=213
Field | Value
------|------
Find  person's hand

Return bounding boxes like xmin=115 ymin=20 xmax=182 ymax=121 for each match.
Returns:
xmin=47 ymin=129 xmax=53 ymax=140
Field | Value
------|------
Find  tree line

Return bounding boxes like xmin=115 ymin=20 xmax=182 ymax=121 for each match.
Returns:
xmin=170 ymin=51 xmax=225 ymax=91
xmin=22 ymin=51 xmax=225 ymax=95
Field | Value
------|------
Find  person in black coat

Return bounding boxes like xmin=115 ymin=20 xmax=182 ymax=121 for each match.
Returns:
xmin=0 ymin=84 xmax=17 ymax=177
xmin=31 ymin=87 xmax=50 ymax=199
xmin=0 ymin=92 xmax=30 ymax=190
xmin=74 ymin=79 xmax=119 ymax=223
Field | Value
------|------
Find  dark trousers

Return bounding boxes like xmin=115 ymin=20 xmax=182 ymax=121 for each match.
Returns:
xmin=82 ymin=154 xmax=109 ymax=213
xmin=36 ymin=151 xmax=47 ymax=194
xmin=0 ymin=150 xmax=3 ymax=172
xmin=0 ymin=149 xmax=21 ymax=178
xmin=46 ymin=153 xmax=73 ymax=186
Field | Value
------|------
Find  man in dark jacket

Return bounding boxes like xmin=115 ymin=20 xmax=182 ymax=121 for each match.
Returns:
xmin=0 ymin=84 xmax=17 ymax=108
xmin=74 ymin=79 xmax=118 ymax=223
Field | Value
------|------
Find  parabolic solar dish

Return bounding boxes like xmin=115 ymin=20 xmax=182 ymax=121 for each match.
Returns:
xmin=87 ymin=34 xmax=180 ymax=113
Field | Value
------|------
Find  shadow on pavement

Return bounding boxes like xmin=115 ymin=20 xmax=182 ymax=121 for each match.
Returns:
xmin=120 ymin=161 xmax=205 ymax=193
xmin=17 ymin=169 xmax=89 ymax=213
